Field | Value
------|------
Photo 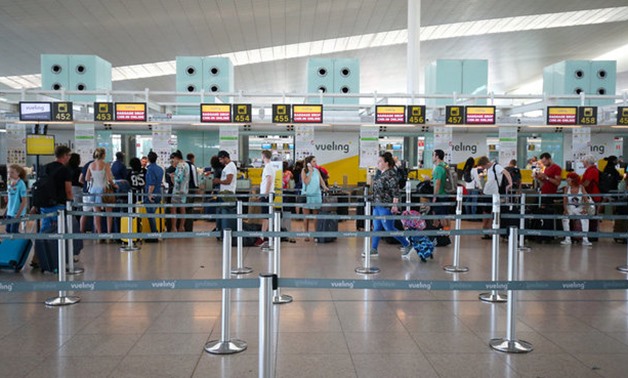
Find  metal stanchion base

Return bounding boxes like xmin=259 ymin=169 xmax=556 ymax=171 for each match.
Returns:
xmin=45 ymin=296 xmax=81 ymax=307
xmin=120 ymin=245 xmax=140 ymax=252
xmin=261 ymin=246 xmax=271 ymax=253
xmin=66 ymin=267 xmax=85 ymax=275
xmin=617 ymin=265 xmax=628 ymax=273
xmin=355 ymin=266 xmax=381 ymax=274
xmin=518 ymin=246 xmax=531 ymax=252
xmin=204 ymin=339 xmax=247 ymax=354
xmin=273 ymin=294 xmax=293 ymax=304
xmin=231 ymin=267 xmax=254 ymax=275
xmin=443 ymin=265 xmax=469 ymax=273
xmin=489 ymin=338 xmax=533 ymax=353
xmin=479 ymin=292 xmax=508 ymax=303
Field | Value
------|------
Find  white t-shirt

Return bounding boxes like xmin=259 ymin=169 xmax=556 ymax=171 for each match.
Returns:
xmin=260 ymin=162 xmax=276 ymax=195
xmin=483 ymin=163 xmax=504 ymax=195
xmin=220 ymin=161 xmax=238 ymax=193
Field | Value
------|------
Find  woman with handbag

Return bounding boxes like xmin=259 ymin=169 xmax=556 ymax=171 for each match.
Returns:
xmin=561 ymin=172 xmax=593 ymax=246
xmin=86 ymin=147 xmax=117 ymax=237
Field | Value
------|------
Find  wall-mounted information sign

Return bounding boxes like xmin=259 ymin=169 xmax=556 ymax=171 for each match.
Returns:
xmin=292 ymin=105 xmax=323 ymax=123
xmin=52 ymin=102 xmax=73 ymax=122
xmin=375 ymin=105 xmax=406 ymax=124
xmin=547 ymin=106 xmax=577 ymax=125
xmin=19 ymin=102 xmax=52 ymax=122
xmin=233 ymin=104 xmax=252 ymax=123
xmin=578 ymin=106 xmax=597 ymax=125
xmin=26 ymin=135 xmax=55 ymax=155
xmin=115 ymin=102 xmax=147 ymax=122
xmin=617 ymin=107 xmax=628 ymax=126
xmin=445 ymin=106 xmax=465 ymax=125
xmin=201 ymin=104 xmax=232 ymax=123
xmin=272 ymin=104 xmax=291 ymax=123
xmin=465 ymin=106 xmax=495 ymax=125
xmin=406 ymin=105 xmax=426 ymax=124
xmin=94 ymin=102 xmax=114 ymax=122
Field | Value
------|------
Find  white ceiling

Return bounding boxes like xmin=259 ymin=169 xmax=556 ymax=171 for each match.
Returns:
xmin=1 ymin=0 xmax=628 ymax=95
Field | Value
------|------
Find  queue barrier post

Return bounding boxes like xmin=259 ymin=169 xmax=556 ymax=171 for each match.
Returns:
xmin=204 ymin=229 xmax=247 ymax=354
xmin=272 ymin=212 xmax=293 ymax=304
xmin=232 ymin=201 xmax=253 ymax=275
xmin=444 ymin=187 xmax=469 ymax=273
xmin=480 ymin=194 xmax=507 ymax=302
xmin=518 ymin=193 xmax=531 ymax=252
xmin=405 ymin=180 xmax=411 ymax=212
xmin=617 ymin=240 xmax=628 ymax=273
xmin=45 ymin=210 xmax=80 ymax=307
xmin=261 ymin=192 xmax=274 ymax=253
xmin=489 ymin=226 xmax=533 ymax=353
xmin=65 ymin=201 xmax=84 ymax=275
xmin=259 ymin=273 xmax=276 ymax=378
xmin=356 ymin=201 xmax=380 ymax=275
xmin=120 ymin=191 xmax=140 ymax=253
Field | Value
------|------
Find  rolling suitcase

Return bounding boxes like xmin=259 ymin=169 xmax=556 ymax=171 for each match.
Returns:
xmin=138 ymin=202 xmax=165 ymax=233
xmin=529 ymin=206 xmax=556 ymax=243
xmin=35 ymin=220 xmax=84 ymax=273
xmin=314 ymin=211 xmax=338 ymax=243
xmin=0 ymin=237 xmax=33 ymax=272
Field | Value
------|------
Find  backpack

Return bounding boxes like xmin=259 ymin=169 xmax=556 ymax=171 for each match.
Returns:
xmin=187 ymin=161 xmax=198 ymax=189
xmin=396 ymin=166 xmax=408 ymax=190
xmin=598 ymin=169 xmax=616 ymax=193
xmin=443 ymin=164 xmax=458 ymax=194
xmin=492 ymin=164 xmax=509 ymax=195
xmin=505 ymin=166 xmax=521 ymax=188
xmin=31 ymin=165 xmax=63 ymax=208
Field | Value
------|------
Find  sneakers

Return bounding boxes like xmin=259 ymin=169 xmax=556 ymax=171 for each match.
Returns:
xmin=401 ymin=245 xmax=413 ymax=259
xmin=582 ymin=239 xmax=593 ymax=246
xmin=560 ymin=238 xmax=572 ymax=245
xmin=254 ymin=238 xmax=265 ymax=247
xmin=361 ymin=249 xmax=379 ymax=258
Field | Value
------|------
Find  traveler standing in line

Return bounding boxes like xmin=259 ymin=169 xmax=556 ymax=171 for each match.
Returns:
xmin=170 ymin=150 xmax=190 ymax=232
xmin=78 ymin=152 xmax=95 ymax=233
xmin=68 ymin=153 xmax=84 ymax=207
xmin=581 ymin=155 xmax=600 ymax=204
xmin=292 ymin=160 xmax=304 ymax=215
xmin=186 ymin=153 xmax=199 ymax=194
xmin=505 ymin=159 xmax=522 ymax=193
xmin=86 ymin=147 xmax=117 ymax=235
xmin=560 ymin=172 xmax=593 ymax=246
xmin=6 ymin=164 xmax=28 ymax=233
xmin=126 ymin=157 xmax=146 ymax=204
xmin=145 ymin=151 xmax=164 ymax=242
xmin=36 ymin=146 xmax=74 ymax=231
xmin=461 ymin=157 xmax=481 ymax=218
xmin=535 ymin=152 xmax=562 ymax=209
xmin=213 ymin=150 xmax=238 ymax=237
xmin=364 ymin=152 xmax=411 ymax=258
xmin=300 ymin=155 xmax=328 ymax=241
xmin=255 ymin=150 xmax=276 ymax=247
xmin=431 ymin=149 xmax=450 ymax=230
xmin=140 ymin=156 xmax=148 ymax=170
xmin=111 ymin=151 xmax=128 ymax=180
xmin=477 ymin=156 xmax=512 ymax=237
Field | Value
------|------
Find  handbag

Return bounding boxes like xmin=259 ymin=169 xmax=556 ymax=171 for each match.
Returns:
xmin=583 ymin=195 xmax=596 ymax=216
xmin=102 ymin=184 xmax=116 ymax=204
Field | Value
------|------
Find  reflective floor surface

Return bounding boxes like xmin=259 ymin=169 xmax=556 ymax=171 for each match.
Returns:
xmin=1 ymin=218 xmax=628 ymax=377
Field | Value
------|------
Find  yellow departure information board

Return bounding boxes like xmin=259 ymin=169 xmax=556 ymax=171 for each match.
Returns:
xmin=406 ymin=105 xmax=426 ymax=124
xmin=201 ymin=104 xmax=232 ymax=123
xmin=233 ymin=104 xmax=252 ymax=123
xmin=94 ymin=102 xmax=114 ymax=122
xmin=465 ymin=106 xmax=495 ymax=125
xmin=115 ymin=103 xmax=147 ymax=122
xmin=272 ymin=104 xmax=291 ymax=123
xmin=547 ymin=106 xmax=577 ymax=125
xmin=375 ymin=105 xmax=406 ymax=124
xmin=293 ymin=105 xmax=323 ymax=123
xmin=445 ymin=106 xmax=465 ymax=124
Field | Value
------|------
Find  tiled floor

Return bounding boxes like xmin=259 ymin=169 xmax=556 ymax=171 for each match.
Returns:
xmin=1 ymin=218 xmax=628 ymax=377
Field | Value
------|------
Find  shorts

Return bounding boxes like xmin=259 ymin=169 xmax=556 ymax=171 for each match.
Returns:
xmin=431 ymin=196 xmax=450 ymax=216
xmin=171 ymin=194 xmax=187 ymax=205
xmin=82 ymin=193 xmax=93 ymax=212
xmin=479 ymin=195 xmax=493 ymax=214
xmin=259 ymin=196 xmax=271 ymax=214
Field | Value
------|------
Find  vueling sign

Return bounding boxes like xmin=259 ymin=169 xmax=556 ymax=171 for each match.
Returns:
xmin=314 ymin=141 xmax=350 ymax=154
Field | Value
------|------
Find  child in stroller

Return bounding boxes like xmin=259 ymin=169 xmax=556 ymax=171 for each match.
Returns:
xmin=400 ymin=210 xmax=434 ymax=263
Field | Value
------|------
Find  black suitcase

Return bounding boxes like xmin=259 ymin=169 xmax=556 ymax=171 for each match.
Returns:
xmin=35 ymin=220 xmax=83 ymax=273
xmin=356 ymin=203 xmax=365 ymax=231
xmin=315 ymin=212 xmax=338 ymax=243
xmin=529 ymin=206 xmax=556 ymax=243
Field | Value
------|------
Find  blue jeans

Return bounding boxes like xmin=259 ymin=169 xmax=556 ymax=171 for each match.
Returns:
xmin=218 ymin=203 xmax=237 ymax=237
xmin=146 ymin=197 xmax=160 ymax=233
xmin=5 ymin=216 xmax=19 ymax=233
xmin=40 ymin=205 xmax=65 ymax=232
xmin=465 ymin=189 xmax=479 ymax=216
xmin=371 ymin=206 xmax=409 ymax=250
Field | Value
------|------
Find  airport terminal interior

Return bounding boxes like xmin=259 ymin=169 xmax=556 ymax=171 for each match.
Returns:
xmin=2 ymin=1 xmax=628 ymax=377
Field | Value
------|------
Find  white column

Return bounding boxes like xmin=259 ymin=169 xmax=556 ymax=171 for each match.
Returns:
xmin=407 ymin=0 xmax=422 ymax=95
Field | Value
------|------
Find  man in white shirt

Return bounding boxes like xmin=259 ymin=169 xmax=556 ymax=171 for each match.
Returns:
xmin=213 ymin=150 xmax=238 ymax=236
xmin=255 ymin=150 xmax=276 ymax=247
xmin=477 ymin=156 xmax=512 ymax=235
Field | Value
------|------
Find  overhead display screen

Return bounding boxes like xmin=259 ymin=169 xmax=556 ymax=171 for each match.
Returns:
xmin=94 ymin=102 xmax=114 ymax=122
xmin=465 ymin=106 xmax=495 ymax=125
xmin=445 ymin=106 xmax=465 ymax=125
xmin=292 ymin=105 xmax=323 ymax=123
xmin=406 ymin=105 xmax=426 ymax=124
xmin=201 ymin=104 xmax=232 ymax=123
xmin=618 ymin=107 xmax=628 ymax=126
xmin=19 ymin=102 xmax=52 ymax=122
xmin=115 ymin=102 xmax=147 ymax=122
xmin=375 ymin=105 xmax=406 ymax=124
xmin=52 ymin=102 xmax=73 ymax=122
xmin=272 ymin=104 xmax=291 ymax=124
xmin=26 ymin=135 xmax=55 ymax=155
xmin=578 ymin=106 xmax=597 ymax=126
xmin=547 ymin=106 xmax=577 ymax=125
xmin=233 ymin=104 xmax=252 ymax=123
